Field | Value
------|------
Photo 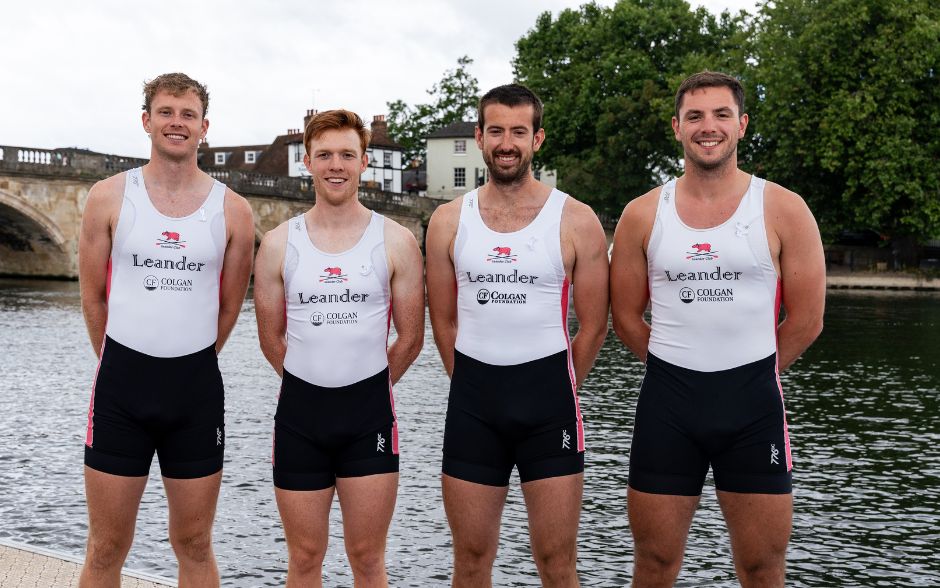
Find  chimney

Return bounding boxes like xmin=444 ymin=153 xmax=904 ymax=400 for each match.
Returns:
xmin=371 ymin=114 xmax=390 ymax=144
xmin=303 ymin=109 xmax=318 ymax=131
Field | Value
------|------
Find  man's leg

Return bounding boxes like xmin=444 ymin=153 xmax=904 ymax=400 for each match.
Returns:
xmin=275 ymin=486 xmax=335 ymax=588
xmin=163 ymin=472 xmax=222 ymax=588
xmin=443 ymin=474 xmax=509 ymax=588
xmin=521 ymin=473 xmax=583 ymax=588
xmin=79 ymin=467 xmax=148 ymax=588
xmin=335 ymin=472 xmax=399 ymax=587
xmin=717 ymin=491 xmax=791 ymax=588
xmin=627 ymin=488 xmax=700 ymax=588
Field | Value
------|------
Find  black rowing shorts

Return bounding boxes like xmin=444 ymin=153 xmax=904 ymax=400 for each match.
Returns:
xmin=628 ymin=352 xmax=793 ymax=496
xmin=273 ymin=368 xmax=399 ymax=491
xmin=442 ymin=349 xmax=584 ymax=487
xmin=84 ymin=336 xmax=225 ymax=479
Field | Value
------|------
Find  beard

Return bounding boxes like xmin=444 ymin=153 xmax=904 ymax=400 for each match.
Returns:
xmin=684 ymin=135 xmax=738 ymax=172
xmin=482 ymin=147 xmax=533 ymax=186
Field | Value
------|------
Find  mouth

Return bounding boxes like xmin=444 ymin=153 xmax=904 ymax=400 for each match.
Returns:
xmin=494 ymin=151 xmax=520 ymax=165
xmin=164 ymin=133 xmax=188 ymax=142
xmin=695 ymin=137 xmax=723 ymax=148
xmin=325 ymin=177 xmax=347 ymax=185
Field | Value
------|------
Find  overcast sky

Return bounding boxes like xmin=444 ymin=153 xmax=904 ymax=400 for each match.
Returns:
xmin=1 ymin=0 xmax=756 ymax=159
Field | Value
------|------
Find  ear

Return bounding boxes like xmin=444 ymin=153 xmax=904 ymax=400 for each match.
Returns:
xmin=303 ymin=153 xmax=312 ymax=174
xmin=671 ymin=116 xmax=681 ymax=141
xmin=738 ymin=113 xmax=749 ymax=138
xmin=142 ymin=111 xmax=151 ymax=134
xmin=533 ymin=127 xmax=546 ymax=152
xmin=201 ymin=117 xmax=209 ymax=138
xmin=474 ymin=125 xmax=484 ymax=151
xmin=360 ymin=152 xmax=369 ymax=173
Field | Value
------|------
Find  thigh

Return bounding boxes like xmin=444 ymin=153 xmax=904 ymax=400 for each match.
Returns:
xmin=157 ymin=353 xmax=226 ymax=480
xmin=84 ymin=466 xmax=149 ymax=542
xmin=336 ymin=473 xmax=399 ymax=548
xmin=628 ymin=355 xmax=710 ymax=496
xmin=717 ymin=490 xmax=791 ymax=570
xmin=520 ymin=473 xmax=583 ymax=557
xmin=442 ymin=474 xmax=509 ymax=551
xmin=163 ymin=471 xmax=222 ymax=539
xmin=276 ymin=486 xmax=336 ymax=554
xmin=627 ymin=487 xmax=700 ymax=559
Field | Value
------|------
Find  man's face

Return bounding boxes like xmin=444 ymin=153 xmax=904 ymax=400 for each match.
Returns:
xmin=142 ymin=90 xmax=207 ymax=161
xmin=303 ymin=128 xmax=367 ymax=205
xmin=672 ymin=86 xmax=748 ymax=172
xmin=475 ymin=103 xmax=545 ymax=186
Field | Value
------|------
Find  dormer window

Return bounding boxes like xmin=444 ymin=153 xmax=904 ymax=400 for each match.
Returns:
xmin=245 ymin=151 xmax=257 ymax=164
xmin=215 ymin=152 xmax=226 ymax=165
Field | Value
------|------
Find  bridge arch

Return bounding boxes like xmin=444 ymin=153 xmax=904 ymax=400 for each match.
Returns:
xmin=0 ymin=189 xmax=72 ymax=277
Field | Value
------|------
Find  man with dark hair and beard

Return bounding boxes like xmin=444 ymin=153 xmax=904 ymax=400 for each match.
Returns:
xmin=610 ymin=71 xmax=825 ymax=586
xmin=425 ymin=83 xmax=609 ymax=587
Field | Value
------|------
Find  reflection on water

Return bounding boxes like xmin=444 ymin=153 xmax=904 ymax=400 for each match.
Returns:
xmin=0 ymin=280 xmax=938 ymax=586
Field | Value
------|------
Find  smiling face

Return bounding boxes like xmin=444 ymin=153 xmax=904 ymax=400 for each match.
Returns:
xmin=303 ymin=128 xmax=368 ymax=205
xmin=142 ymin=89 xmax=208 ymax=162
xmin=672 ymin=86 xmax=748 ymax=173
xmin=476 ymin=103 xmax=545 ymax=187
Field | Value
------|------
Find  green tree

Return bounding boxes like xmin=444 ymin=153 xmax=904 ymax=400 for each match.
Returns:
xmin=513 ymin=0 xmax=750 ymax=216
xmin=750 ymin=0 xmax=940 ymax=243
xmin=387 ymin=56 xmax=480 ymax=164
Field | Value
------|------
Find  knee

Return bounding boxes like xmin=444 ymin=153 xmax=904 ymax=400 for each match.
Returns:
xmin=453 ymin=539 xmax=498 ymax=574
xmin=85 ymin=533 xmax=132 ymax=571
xmin=633 ymin=545 xmax=684 ymax=581
xmin=345 ymin=539 xmax=386 ymax=579
xmin=735 ymin=551 xmax=787 ymax=587
xmin=532 ymin=542 xmax=578 ymax=585
xmin=288 ymin=542 xmax=327 ymax=576
xmin=169 ymin=529 xmax=213 ymax=564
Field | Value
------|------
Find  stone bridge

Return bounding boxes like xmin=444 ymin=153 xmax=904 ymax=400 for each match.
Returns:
xmin=0 ymin=145 xmax=444 ymax=279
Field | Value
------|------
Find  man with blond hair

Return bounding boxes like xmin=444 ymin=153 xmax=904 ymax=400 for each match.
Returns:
xmin=79 ymin=72 xmax=254 ymax=586
xmin=254 ymin=109 xmax=424 ymax=587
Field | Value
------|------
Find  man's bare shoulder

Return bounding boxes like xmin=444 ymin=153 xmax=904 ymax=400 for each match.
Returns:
xmin=561 ymin=196 xmax=604 ymax=232
xmin=382 ymin=216 xmax=420 ymax=249
xmin=223 ymin=187 xmax=253 ymax=216
xmin=763 ymin=180 xmax=811 ymax=216
xmin=621 ymin=186 xmax=661 ymax=223
xmin=86 ymin=172 xmax=127 ymax=205
xmin=427 ymin=195 xmax=464 ymax=237
xmin=261 ymin=219 xmax=291 ymax=244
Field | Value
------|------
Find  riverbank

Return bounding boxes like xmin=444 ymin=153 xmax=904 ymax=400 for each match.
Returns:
xmin=826 ymin=269 xmax=940 ymax=291
xmin=0 ymin=539 xmax=175 ymax=587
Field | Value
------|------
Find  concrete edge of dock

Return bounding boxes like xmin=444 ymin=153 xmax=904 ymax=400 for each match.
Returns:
xmin=826 ymin=273 xmax=940 ymax=291
xmin=0 ymin=537 xmax=177 ymax=587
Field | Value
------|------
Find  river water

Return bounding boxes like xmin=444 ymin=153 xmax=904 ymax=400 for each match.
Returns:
xmin=0 ymin=279 xmax=937 ymax=587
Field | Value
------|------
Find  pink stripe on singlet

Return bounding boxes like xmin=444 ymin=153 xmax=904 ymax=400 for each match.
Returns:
xmin=386 ymin=302 xmax=399 ymax=454
xmin=560 ymin=279 xmax=585 ymax=452
xmin=773 ymin=279 xmax=793 ymax=471
xmin=85 ymin=259 xmax=113 ymax=447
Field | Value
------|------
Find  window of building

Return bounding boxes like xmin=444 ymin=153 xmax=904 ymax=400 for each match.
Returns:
xmin=214 ymin=152 xmax=226 ymax=165
xmin=454 ymin=140 xmax=466 ymax=154
xmin=294 ymin=148 xmax=302 ymax=162
xmin=384 ymin=178 xmax=393 ymax=191
xmin=454 ymin=167 xmax=466 ymax=188
xmin=384 ymin=151 xmax=392 ymax=167
xmin=245 ymin=151 xmax=257 ymax=164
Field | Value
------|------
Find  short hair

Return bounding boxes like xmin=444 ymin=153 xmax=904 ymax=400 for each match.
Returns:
xmin=674 ymin=71 xmax=745 ymax=119
xmin=303 ymin=109 xmax=371 ymax=156
xmin=142 ymin=73 xmax=209 ymax=117
xmin=478 ymin=83 xmax=544 ymax=132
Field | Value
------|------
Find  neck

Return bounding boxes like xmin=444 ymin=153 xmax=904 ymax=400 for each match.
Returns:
xmin=679 ymin=159 xmax=746 ymax=199
xmin=481 ymin=174 xmax=546 ymax=205
xmin=143 ymin=152 xmax=203 ymax=192
xmin=307 ymin=198 xmax=370 ymax=228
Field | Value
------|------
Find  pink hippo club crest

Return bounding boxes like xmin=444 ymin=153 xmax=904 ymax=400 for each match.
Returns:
xmin=486 ymin=246 xmax=518 ymax=263
xmin=686 ymin=242 xmax=718 ymax=261
xmin=319 ymin=266 xmax=348 ymax=283
xmin=156 ymin=230 xmax=186 ymax=249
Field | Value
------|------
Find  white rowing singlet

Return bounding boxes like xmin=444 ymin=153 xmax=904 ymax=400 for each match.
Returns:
xmin=106 ymin=167 xmax=227 ymax=358
xmin=283 ymin=212 xmax=391 ymax=387
xmin=454 ymin=188 xmax=572 ymax=366
xmin=647 ymin=176 xmax=780 ymax=371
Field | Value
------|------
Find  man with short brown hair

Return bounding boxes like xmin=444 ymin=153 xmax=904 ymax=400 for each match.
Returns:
xmin=78 ymin=72 xmax=255 ymax=586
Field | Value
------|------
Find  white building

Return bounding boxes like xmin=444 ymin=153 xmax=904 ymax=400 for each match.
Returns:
xmin=425 ymin=121 xmax=557 ymax=200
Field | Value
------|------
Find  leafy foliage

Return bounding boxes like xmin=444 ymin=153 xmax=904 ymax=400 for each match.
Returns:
xmin=750 ymin=0 xmax=940 ymax=241
xmin=386 ymin=56 xmax=480 ymax=165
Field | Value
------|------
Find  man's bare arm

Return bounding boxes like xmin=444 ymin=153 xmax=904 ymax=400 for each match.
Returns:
xmin=564 ymin=200 xmax=610 ymax=388
xmin=610 ymin=191 xmax=658 ymax=363
xmin=769 ymin=185 xmax=826 ymax=370
xmin=216 ymin=191 xmax=254 ymax=354
xmin=425 ymin=200 xmax=461 ymax=377
xmin=385 ymin=220 xmax=425 ymax=384
xmin=78 ymin=175 xmax=123 ymax=357
xmin=254 ymin=224 xmax=288 ymax=376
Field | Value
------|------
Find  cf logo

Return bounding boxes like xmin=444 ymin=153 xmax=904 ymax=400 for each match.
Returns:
xmin=476 ymin=288 xmax=490 ymax=305
xmin=679 ymin=287 xmax=694 ymax=304
xmin=310 ymin=312 xmax=324 ymax=326
xmin=143 ymin=275 xmax=158 ymax=291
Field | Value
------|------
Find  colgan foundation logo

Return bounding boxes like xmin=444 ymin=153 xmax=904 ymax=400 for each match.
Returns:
xmin=685 ymin=242 xmax=718 ymax=261
xmin=486 ymin=246 xmax=518 ymax=263
xmin=156 ymin=230 xmax=186 ymax=249
xmin=476 ymin=288 xmax=527 ymax=305
xmin=319 ymin=266 xmax=349 ymax=284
